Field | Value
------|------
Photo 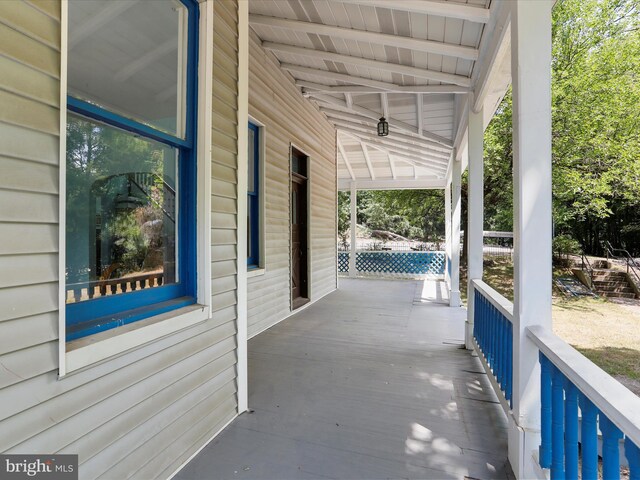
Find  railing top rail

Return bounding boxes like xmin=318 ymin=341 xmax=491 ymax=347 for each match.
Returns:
xmin=472 ymin=279 xmax=514 ymax=321
xmin=528 ymin=324 xmax=640 ymax=447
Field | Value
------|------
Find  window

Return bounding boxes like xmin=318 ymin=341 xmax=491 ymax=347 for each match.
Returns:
xmin=247 ymin=122 xmax=261 ymax=268
xmin=65 ymin=0 xmax=199 ymax=341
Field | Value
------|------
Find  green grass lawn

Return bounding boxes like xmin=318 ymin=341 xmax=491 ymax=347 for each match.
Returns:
xmin=461 ymin=256 xmax=640 ymax=394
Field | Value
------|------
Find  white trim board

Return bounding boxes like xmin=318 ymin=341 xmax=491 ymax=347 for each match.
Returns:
xmin=59 ymin=0 xmax=214 ymax=375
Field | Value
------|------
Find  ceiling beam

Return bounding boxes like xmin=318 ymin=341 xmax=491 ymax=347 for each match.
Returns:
xmin=287 ymin=65 xmax=467 ymax=99
xmin=345 ymin=93 xmax=353 ymax=109
xmin=336 ymin=127 xmax=449 ymax=170
xmin=250 ymin=14 xmax=479 ymax=60
xmin=362 ymin=142 xmax=445 ymax=177
xmin=388 ymin=154 xmax=397 ymax=179
xmin=298 ymin=80 xmax=469 ymax=95
xmin=333 ymin=123 xmax=450 ymax=165
xmin=339 ymin=137 xmax=446 ymax=179
xmin=318 ymin=104 xmax=452 ymax=153
xmin=312 ymin=94 xmax=453 ymax=147
xmin=337 ymin=138 xmax=355 ymax=180
xmin=322 ymin=109 xmax=451 ymax=159
xmin=266 ymin=43 xmax=472 ymax=87
xmin=69 ymin=0 xmax=139 ymax=49
xmin=360 ymin=143 xmax=375 ymax=180
xmin=330 ymin=0 xmax=491 ymax=24
xmin=338 ymin=178 xmax=446 ymax=191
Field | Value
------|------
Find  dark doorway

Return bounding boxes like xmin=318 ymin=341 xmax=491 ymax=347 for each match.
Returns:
xmin=291 ymin=147 xmax=309 ymax=309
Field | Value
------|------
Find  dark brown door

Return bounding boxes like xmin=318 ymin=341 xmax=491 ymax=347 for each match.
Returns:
xmin=291 ymin=158 xmax=308 ymax=308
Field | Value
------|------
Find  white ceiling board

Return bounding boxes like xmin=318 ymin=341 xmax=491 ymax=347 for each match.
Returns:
xmin=245 ymin=0 xmax=517 ymax=190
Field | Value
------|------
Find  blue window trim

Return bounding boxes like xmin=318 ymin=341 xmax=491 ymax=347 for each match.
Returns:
xmin=65 ymin=0 xmax=200 ymax=341
xmin=247 ymin=122 xmax=260 ymax=268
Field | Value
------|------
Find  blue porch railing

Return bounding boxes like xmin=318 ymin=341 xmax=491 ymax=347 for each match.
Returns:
xmin=338 ymin=251 xmax=445 ymax=277
xmin=528 ymin=326 xmax=640 ymax=480
xmin=471 ymin=280 xmax=513 ymax=410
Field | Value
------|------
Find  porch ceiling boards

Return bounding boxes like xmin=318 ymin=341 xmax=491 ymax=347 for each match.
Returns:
xmin=248 ymin=0 xmax=493 ymax=191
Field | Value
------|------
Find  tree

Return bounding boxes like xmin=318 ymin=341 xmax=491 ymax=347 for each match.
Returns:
xmin=478 ymin=0 xmax=640 ymax=255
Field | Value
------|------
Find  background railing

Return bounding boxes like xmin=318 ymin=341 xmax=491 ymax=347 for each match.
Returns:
xmin=66 ymin=272 xmax=164 ymax=303
xmin=528 ymin=326 xmax=640 ymax=480
xmin=337 ymin=241 xmax=441 ymax=252
xmin=338 ymin=251 xmax=445 ymax=277
xmin=471 ymin=280 xmax=513 ymax=412
xmin=605 ymin=240 xmax=640 ymax=287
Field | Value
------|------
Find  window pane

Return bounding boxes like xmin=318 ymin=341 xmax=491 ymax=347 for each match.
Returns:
xmin=248 ymin=127 xmax=255 ymax=193
xmin=66 ymin=114 xmax=178 ymax=303
xmin=68 ymin=0 xmax=188 ymax=137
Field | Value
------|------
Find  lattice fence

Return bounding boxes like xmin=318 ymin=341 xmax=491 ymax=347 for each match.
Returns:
xmin=338 ymin=251 xmax=446 ymax=277
xmin=338 ymin=252 xmax=349 ymax=273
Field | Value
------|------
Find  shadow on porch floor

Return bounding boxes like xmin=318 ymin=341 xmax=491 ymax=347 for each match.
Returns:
xmin=176 ymin=278 xmax=513 ymax=480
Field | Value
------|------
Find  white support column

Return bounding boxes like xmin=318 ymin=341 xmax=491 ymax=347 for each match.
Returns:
xmin=236 ymin=0 xmax=249 ymax=415
xmin=349 ymin=183 xmax=357 ymax=277
xmin=450 ymin=156 xmax=462 ymax=307
xmin=444 ymin=183 xmax=452 ymax=289
xmin=466 ymin=105 xmax=484 ymax=349
xmin=509 ymin=1 xmax=553 ymax=478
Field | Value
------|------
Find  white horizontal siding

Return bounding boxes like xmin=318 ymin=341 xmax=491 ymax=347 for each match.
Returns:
xmin=247 ymin=31 xmax=337 ymax=338
xmin=0 ymin=2 xmax=241 ymax=478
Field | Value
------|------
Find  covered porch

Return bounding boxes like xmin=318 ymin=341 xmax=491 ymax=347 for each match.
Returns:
xmin=178 ymin=278 xmax=512 ymax=479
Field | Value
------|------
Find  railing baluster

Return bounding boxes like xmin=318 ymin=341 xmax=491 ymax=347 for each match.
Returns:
xmin=601 ymin=415 xmax=623 ymax=480
xmin=473 ymin=288 xmax=479 ymax=340
xmin=540 ymin=353 xmax=552 ymax=468
xmin=498 ymin=315 xmax=507 ymax=392
xmin=472 ymin=283 xmax=513 ymax=409
xmin=551 ymin=366 xmax=565 ymax=479
xmin=489 ymin=305 xmax=498 ymax=375
xmin=507 ymin=321 xmax=512 ymax=406
xmin=580 ymin=395 xmax=598 ymax=480
xmin=625 ymin=437 xmax=640 ymax=480
xmin=564 ymin=381 xmax=579 ymax=480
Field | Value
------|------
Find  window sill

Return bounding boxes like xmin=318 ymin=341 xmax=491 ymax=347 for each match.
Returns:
xmin=247 ymin=267 xmax=266 ymax=278
xmin=64 ymin=303 xmax=210 ymax=375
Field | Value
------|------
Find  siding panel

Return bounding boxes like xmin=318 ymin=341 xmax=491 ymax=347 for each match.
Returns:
xmin=0 ymin=3 xmax=242 ymax=480
xmin=0 ymin=22 xmax=60 ymax=77
xmin=247 ymin=33 xmax=337 ymax=338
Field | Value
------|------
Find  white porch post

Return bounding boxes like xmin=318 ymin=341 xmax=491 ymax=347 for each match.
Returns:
xmin=349 ymin=182 xmax=357 ymax=277
xmin=449 ymin=156 xmax=461 ymax=307
xmin=509 ymin=1 xmax=553 ymax=478
xmin=466 ymin=105 xmax=484 ymax=349
xmin=236 ymin=0 xmax=249 ymax=414
xmin=444 ymin=183 xmax=452 ymax=288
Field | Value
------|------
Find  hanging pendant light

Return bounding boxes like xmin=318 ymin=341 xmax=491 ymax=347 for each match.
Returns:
xmin=377 ymin=117 xmax=389 ymax=136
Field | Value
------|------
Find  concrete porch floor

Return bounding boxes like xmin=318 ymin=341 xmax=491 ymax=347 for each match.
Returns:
xmin=176 ymin=278 xmax=512 ymax=480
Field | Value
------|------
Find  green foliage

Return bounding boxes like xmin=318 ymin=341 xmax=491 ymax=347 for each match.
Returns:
xmin=337 ymin=189 xmax=444 ymax=242
xmin=553 ymin=234 xmax=582 ymax=264
xmin=106 ymin=210 xmax=150 ymax=274
xmin=337 ymin=191 xmax=350 ymax=245
xmin=65 ymin=115 xmax=171 ymax=281
xmin=480 ymin=0 xmax=640 ymax=255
